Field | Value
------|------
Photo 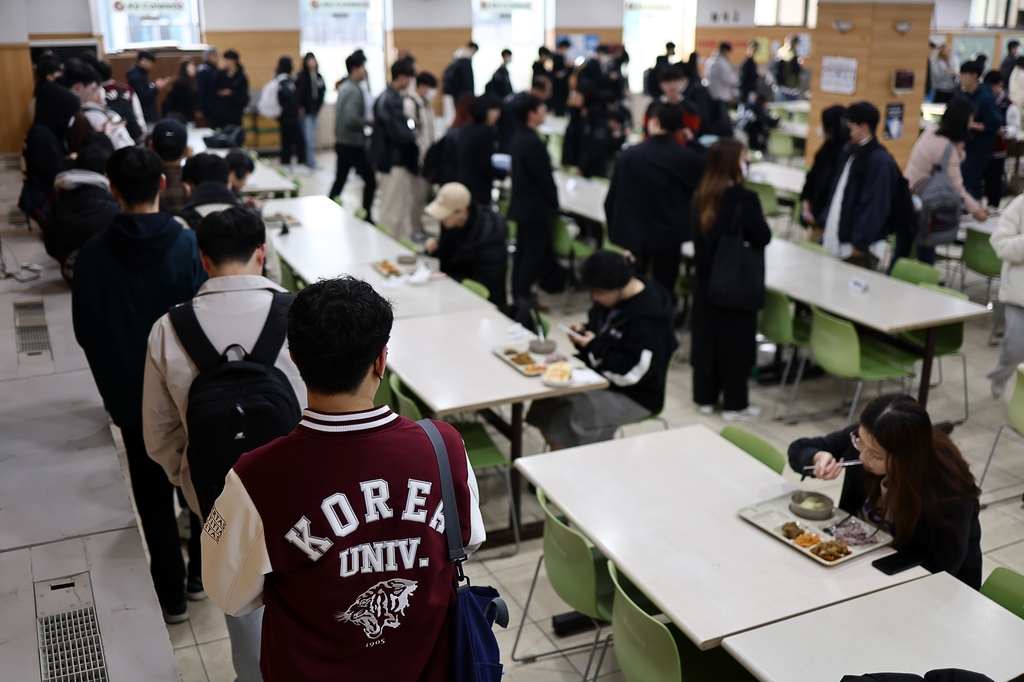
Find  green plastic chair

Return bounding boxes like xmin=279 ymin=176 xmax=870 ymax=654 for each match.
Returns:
xmin=810 ymin=307 xmax=915 ymax=425
xmin=529 ymin=308 xmax=552 ymax=337
xmin=512 ymin=489 xmax=613 ymax=679
xmin=978 ymin=367 xmax=1024 ymax=503
xmin=746 ymin=181 xmax=779 ymax=217
xmin=795 ymin=240 xmax=830 ymax=256
xmin=373 ymin=222 xmax=390 ymax=235
xmin=593 ymin=562 xmax=756 ymax=682
xmin=278 ymin=257 xmax=307 ymax=292
xmin=374 ymin=369 xmax=395 ymax=411
xmin=981 ymin=567 xmax=1024 ymax=620
xmin=759 ymin=289 xmax=811 ymax=421
xmin=960 ymin=227 xmax=1002 ymax=302
xmin=507 ymin=219 xmax=517 ymax=240
xmin=616 ymin=361 xmax=673 ymax=437
xmin=552 ymin=217 xmax=590 ymax=310
xmin=890 ymin=257 xmax=941 ymax=285
xmin=720 ymin=426 xmax=786 ymax=474
xmin=461 ymin=278 xmax=491 ymax=301
xmin=791 ymin=110 xmax=809 ymax=124
xmin=768 ymin=131 xmax=796 ymax=162
xmin=389 ymin=374 xmax=520 ymax=556
xmin=398 ymin=238 xmax=417 ymax=252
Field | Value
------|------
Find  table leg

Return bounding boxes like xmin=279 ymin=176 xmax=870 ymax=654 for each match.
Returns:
xmin=510 ymin=402 xmax=524 ymax=525
xmin=478 ymin=403 xmax=543 ymax=549
xmin=917 ymin=327 xmax=938 ymax=407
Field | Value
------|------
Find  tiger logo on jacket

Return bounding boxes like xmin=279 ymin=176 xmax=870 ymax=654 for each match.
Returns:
xmin=335 ymin=578 xmax=418 ymax=639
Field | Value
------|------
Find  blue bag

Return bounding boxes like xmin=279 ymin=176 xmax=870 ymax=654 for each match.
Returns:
xmin=417 ymin=420 xmax=509 ymax=682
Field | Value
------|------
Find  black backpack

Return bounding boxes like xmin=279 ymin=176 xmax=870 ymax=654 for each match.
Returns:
xmin=169 ymin=292 xmax=301 ymax=519
xmin=442 ymin=61 xmax=461 ymax=97
xmin=204 ymin=125 xmax=246 ymax=149
xmin=887 ymin=168 xmax=917 ymax=239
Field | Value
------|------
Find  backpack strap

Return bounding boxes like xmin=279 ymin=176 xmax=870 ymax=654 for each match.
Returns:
xmin=938 ymin=141 xmax=955 ymax=172
xmin=168 ymin=301 xmax=224 ymax=373
xmin=247 ymin=291 xmax=294 ymax=366
xmin=416 ymin=419 xmax=468 ymax=567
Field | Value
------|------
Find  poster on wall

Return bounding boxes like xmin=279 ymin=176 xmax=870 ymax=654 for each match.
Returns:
xmin=306 ymin=0 xmax=371 ymax=12
xmin=820 ymin=56 xmax=858 ymax=96
xmin=883 ymin=103 xmax=904 ymax=140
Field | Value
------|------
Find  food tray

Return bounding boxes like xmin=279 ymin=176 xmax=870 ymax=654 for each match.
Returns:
xmin=738 ymin=491 xmax=893 ymax=567
xmin=372 ymin=260 xmax=417 ymax=277
xmin=492 ymin=343 xmax=585 ymax=377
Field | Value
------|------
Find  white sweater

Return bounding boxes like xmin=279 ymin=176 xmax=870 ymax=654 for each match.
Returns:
xmin=991 ymin=195 xmax=1024 ymax=308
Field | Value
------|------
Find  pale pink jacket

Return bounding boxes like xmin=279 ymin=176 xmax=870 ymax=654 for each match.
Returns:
xmin=903 ymin=125 xmax=981 ymax=214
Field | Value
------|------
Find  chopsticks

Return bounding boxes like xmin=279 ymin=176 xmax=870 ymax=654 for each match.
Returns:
xmin=800 ymin=460 xmax=863 ymax=481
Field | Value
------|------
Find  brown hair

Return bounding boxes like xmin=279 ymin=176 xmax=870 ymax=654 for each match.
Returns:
xmin=696 ymin=139 xmax=745 ymax=234
xmin=859 ymin=394 xmax=980 ymax=548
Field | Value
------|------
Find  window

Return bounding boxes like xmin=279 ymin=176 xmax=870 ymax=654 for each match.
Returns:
xmin=623 ymin=0 xmax=685 ymax=93
xmin=299 ymin=0 xmax=389 ymax=104
xmin=970 ymin=0 xmax=1017 ymax=25
xmin=99 ymin=0 xmax=202 ymax=53
xmin=472 ymin=0 xmax=554 ymax=97
xmin=754 ymin=0 xmax=817 ymax=26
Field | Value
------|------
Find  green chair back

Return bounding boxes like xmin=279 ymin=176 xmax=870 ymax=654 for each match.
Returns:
xmin=746 ymin=181 xmax=778 ymax=216
xmin=795 ymin=240 xmax=830 ymax=256
xmin=1010 ymin=367 xmax=1024 ymax=435
xmin=608 ymin=561 xmax=683 ymax=682
xmin=810 ymin=307 xmax=861 ymax=379
xmin=374 ymin=369 xmax=394 ymax=410
xmin=461 ymin=278 xmax=491 ymax=301
xmin=530 ymin=308 xmax=552 ymax=337
xmin=538 ymin=489 xmax=611 ymax=621
xmin=981 ymin=567 xmax=1024 ymax=621
xmin=398 ymin=238 xmax=417 ymax=252
xmin=890 ymin=257 xmax=941 ymax=285
xmin=791 ymin=110 xmax=809 ymax=124
xmin=768 ymin=131 xmax=796 ymax=159
xmin=720 ymin=426 xmax=786 ymax=474
xmin=552 ymin=217 xmax=574 ymax=259
xmin=374 ymin=222 xmax=390 ymax=235
xmin=389 ymin=374 xmax=423 ymax=422
xmin=591 ymin=176 xmax=611 ymax=186
xmin=759 ymin=289 xmax=797 ymax=346
xmin=900 ymin=282 xmax=966 ymax=355
xmin=507 ymin=219 xmax=517 ymax=239
xmin=278 ymin=257 xmax=306 ymax=292
xmin=963 ymin=228 xmax=1002 ymax=278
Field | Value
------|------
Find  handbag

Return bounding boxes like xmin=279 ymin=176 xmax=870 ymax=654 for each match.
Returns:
xmin=416 ymin=420 xmax=509 ymax=682
xmin=708 ymin=201 xmax=766 ymax=312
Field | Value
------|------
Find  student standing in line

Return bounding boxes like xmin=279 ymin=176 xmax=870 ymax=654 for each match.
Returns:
xmin=442 ymin=42 xmax=478 ymax=125
xmin=91 ymin=58 xmax=146 ymax=143
xmin=789 ymin=394 xmax=982 ymax=588
xmin=704 ymin=42 xmax=738 ymax=125
xmin=739 ymin=41 xmax=759 ymax=105
xmin=296 ymin=53 xmax=326 ymax=169
xmin=330 ymin=52 xmax=376 ymax=221
xmin=372 ymin=60 xmax=420 ymax=240
xmin=690 ymin=139 xmax=771 ymax=421
xmin=532 ymin=47 xmax=552 ymax=85
xmin=202 ymin=276 xmax=485 ymax=681
xmin=605 ymin=103 xmax=704 ymax=301
xmin=196 ymin=47 xmax=220 ymax=127
xmin=162 ymin=59 xmax=198 ymax=123
xmin=931 ymin=44 xmax=958 ymax=104
xmin=800 ymin=105 xmax=848 ymax=238
xmin=987 ymin=193 xmax=1024 ymax=397
xmin=271 ymin=56 xmax=306 ymax=170
xmin=643 ymin=65 xmax=702 ymax=144
xmin=549 ymin=40 xmax=572 ymax=116
xmin=984 ymin=70 xmax=1020 ymax=209
xmin=455 ymin=94 xmax=503 ymax=205
xmin=508 ymin=93 xmax=567 ymax=306
xmin=73 ymin=146 xmax=207 ymax=623
xmin=527 ymin=251 xmax=678 ymax=447
xmin=1002 ymin=40 xmax=1020 ymax=84
xmin=958 ymin=61 xmax=1004 ymax=200
xmin=405 ymin=72 xmax=438 ymax=239
xmin=127 ymin=49 xmax=170 ymax=125
xmin=213 ymin=50 xmax=249 ymax=130
xmin=19 ymin=76 xmax=80 ymax=223
xmin=149 ymin=118 xmax=192 ymax=215
xmin=144 ymin=207 xmax=304 ymax=682
xmin=487 ymin=49 xmax=514 ymax=99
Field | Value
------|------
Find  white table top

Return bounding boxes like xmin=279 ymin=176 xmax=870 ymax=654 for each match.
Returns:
xmin=921 ymin=102 xmax=946 ymax=118
xmin=515 ymin=425 xmax=929 ymax=650
xmin=187 ymin=128 xmax=297 ymax=195
xmin=747 ymin=162 xmax=806 ymax=195
xmin=765 ymin=240 xmax=991 ymax=333
xmin=768 ymin=100 xmax=810 ymax=113
xmin=539 ymin=116 xmax=569 ymax=136
xmin=386 ymin=307 xmax=609 ymax=416
xmin=723 ymin=572 xmax=1024 ymax=682
xmin=344 ymin=262 xmax=495 ymax=319
xmin=775 ymin=120 xmax=808 ymax=139
xmin=555 ymin=170 xmax=608 ymax=223
xmin=961 ymin=214 xmax=998 ymax=235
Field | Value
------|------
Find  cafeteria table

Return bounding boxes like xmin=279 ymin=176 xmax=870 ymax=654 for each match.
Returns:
xmin=515 ymin=425 xmax=930 ymax=650
xmin=187 ymin=127 xmax=298 ymax=197
xmin=765 ymin=240 xmax=991 ymax=406
xmin=723 ymin=572 xmax=1024 ymax=681
xmin=386 ymin=307 xmax=609 ymax=547
xmin=554 ymin=170 xmax=607 ymax=223
xmin=776 ymin=120 xmax=808 ymax=139
xmin=344 ymin=262 xmax=496 ymax=319
xmin=768 ymin=100 xmax=811 ymax=114
xmin=746 ymin=162 xmax=807 ymax=195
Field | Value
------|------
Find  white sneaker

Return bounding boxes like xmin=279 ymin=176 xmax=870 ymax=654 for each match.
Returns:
xmin=992 ymin=378 xmax=1008 ymax=398
xmin=698 ymin=404 xmax=715 ymax=415
xmin=722 ymin=406 xmax=762 ymax=422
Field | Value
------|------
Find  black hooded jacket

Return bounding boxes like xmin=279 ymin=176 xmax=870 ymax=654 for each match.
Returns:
xmin=39 ymin=170 xmax=122 ymax=268
xmin=801 ymin=105 xmax=849 ymax=222
xmin=579 ymin=278 xmax=679 ymax=413
xmin=177 ymin=181 xmax=244 ymax=229
xmin=20 ymin=82 xmax=80 ymax=218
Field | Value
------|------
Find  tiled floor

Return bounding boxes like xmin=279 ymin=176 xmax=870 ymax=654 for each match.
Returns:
xmin=5 ymin=148 xmax=1024 ymax=682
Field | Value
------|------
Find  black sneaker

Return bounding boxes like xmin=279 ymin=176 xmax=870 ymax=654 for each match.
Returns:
xmin=186 ymin=577 xmax=207 ymax=602
xmin=162 ymin=599 xmax=189 ymax=624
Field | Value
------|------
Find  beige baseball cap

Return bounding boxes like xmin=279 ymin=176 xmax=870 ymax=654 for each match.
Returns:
xmin=425 ymin=182 xmax=472 ymax=222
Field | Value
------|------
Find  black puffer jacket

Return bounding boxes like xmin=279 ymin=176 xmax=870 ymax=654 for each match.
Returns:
xmin=435 ymin=202 xmax=508 ymax=308
xmin=40 ymin=170 xmax=121 ymax=276
xmin=20 ymin=82 xmax=80 ymax=219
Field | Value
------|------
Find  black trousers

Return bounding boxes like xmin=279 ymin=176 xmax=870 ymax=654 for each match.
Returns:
xmin=121 ymin=428 xmax=192 ymax=609
xmin=279 ymin=117 xmax=306 ymax=166
xmin=512 ymin=219 xmax=563 ymax=301
xmin=330 ymin=143 xmax=377 ymax=219
xmin=985 ymin=156 xmax=1006 ymax=208
xmin=633 ymin=249 xmax=681 ymax=302
xmin=692 ymin=367 xmax=750 ymax=411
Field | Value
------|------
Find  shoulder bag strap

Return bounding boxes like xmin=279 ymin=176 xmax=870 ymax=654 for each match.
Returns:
xmin=938 ymin=141 xmax=955 ymax=172
xmin=416 ymin=419 xmax=468 ymax=567
xmin=168 ymin=301 xmax=223 ymax=373
xmin=247 ymin=291 xmax=294 ymax=365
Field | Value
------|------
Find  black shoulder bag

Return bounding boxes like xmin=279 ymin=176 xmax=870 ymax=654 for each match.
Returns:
xmin=708 ymin=200 xmax=766 ymax=312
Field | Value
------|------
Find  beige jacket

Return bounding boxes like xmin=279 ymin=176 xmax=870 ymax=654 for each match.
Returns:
xmin=404 ymin=90 xmax=436 ymax=169
xmin=903 ymin=125 xmax=981 ymax=215
xmin=142 ymin=275 xmax=306 ymax=515
xmin=991 ymin=194 xmax=1024 ymax=308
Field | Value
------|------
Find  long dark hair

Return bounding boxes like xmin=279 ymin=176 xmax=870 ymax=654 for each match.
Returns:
xmin=859 ymin=394 xmax=980 ymax=548
xmin=937 ymin=98 xmax=976 ymax=143
xmin=696 ymin=139 xmax=745 ymax=234
xmin=175 ymin=58 xmax=196 ymax=91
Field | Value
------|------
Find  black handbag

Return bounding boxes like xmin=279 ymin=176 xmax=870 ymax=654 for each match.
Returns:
xmin=708 ymin=200 xmax=766 ymax=312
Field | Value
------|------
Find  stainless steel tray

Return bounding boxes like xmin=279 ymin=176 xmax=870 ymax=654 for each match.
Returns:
xmin=739 ymin=491 xmax=894 ymax=567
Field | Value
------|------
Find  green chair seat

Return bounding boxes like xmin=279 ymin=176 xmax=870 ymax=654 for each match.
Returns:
xmin=746 ymin=181 xmax=779 ymax=217
xmin=978 ymin=367 xmax=1024 ymax=496
xmin=398 ymin=238 xmax=417 ymax=252
xmin=452 ymin=422 xmax=508 ymax=469
xmin=981 ymin=567 xmax=1024 ymax=620
xmin=890 ymin=257 xmax=941 ymax=285
xmin=759 ymin=290 xmax=810 ymax=420
xmin=461 ymin=278 xmax=491 ymax=301
xmin=721 ymin=425 xmax=786 ymax=474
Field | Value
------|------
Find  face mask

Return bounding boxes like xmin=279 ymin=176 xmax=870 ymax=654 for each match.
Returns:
xmin=426 ymin=88 xmax=437 ymax=102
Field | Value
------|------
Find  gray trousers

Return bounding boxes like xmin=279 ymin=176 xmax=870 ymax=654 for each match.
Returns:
xmin=226 ymin=607 xmax=264 ymax=682
xmin=988 ymin=303 xmax=1024 ymax=383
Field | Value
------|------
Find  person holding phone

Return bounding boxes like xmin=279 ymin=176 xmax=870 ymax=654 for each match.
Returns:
xmin=787 ymin=394 xmax=982 ymax=588
xmin=526 ymin=250 xmax=678 ymax=449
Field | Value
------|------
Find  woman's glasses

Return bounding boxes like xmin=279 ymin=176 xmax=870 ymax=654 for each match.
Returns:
xmin=850 ymin=430 xmax=886 ymax=463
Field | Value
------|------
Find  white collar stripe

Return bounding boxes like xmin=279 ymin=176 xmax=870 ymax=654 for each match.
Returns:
xmin=299 ymin=411 xmax=399 ymax=433
xmin=302 ymin=405 xmax=391 ymax=422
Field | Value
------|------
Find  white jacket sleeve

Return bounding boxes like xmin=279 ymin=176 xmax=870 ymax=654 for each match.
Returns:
xmin=991 ymin=196 xmax=1024 ymax=265
xmin=142 ymin=318 xmax=188 ymax=492
xmin=464 ymin=451 xmax=486 ymax=556
xmin=1006 ymin=103 xmax=1021 ymax=140
xmin=202 ymin=470 xmax=272 ymax=617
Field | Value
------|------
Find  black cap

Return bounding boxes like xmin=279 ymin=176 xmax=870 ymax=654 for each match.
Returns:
xmin=150 ymin=118 xmax=188 ymax=161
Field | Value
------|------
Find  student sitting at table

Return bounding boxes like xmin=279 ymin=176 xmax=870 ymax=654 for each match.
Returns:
xmin=526 ymin=250 xmax=678 ymax=448
xmin=423 ymin=182 xmax=508 ymax=309
xmin=788 ymin=394 xmax=982 ymax=588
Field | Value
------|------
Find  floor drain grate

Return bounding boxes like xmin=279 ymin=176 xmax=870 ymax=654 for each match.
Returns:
xmin=35 ymin=573 xmax=108 ymax=682
xmin=14 ymin=300 xmax=51 ymax=354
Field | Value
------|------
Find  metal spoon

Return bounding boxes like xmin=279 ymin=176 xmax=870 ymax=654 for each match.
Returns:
xmin=825 ymin=513 xmax=854 ymax=536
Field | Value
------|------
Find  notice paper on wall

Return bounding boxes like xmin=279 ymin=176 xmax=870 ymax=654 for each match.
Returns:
xmin=884 ymin=104 xmax=904 ymax=140
xmin=820 ymin=56 xmax=858 ymax=96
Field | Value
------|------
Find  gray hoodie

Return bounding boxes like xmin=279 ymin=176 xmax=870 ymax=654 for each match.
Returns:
xmin=335 ymin=77 xmax=368 ymax=147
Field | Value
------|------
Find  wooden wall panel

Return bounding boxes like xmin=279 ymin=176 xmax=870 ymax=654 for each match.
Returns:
xmin=393 ymin=28 xmax=473 ymax=113
xmin=0 ymin=44 xmax=36 ymax=154
xmin=554 ymin=27 xmax=623 ymax=45
xmin=806 ymin=2 xmax=934 ymax=169
xmin=202 ymin=30 xmax=302 ymax=95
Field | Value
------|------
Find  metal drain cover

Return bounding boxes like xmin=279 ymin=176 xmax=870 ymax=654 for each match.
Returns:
xmin=35 ymin=572 xmax=109 ymax=681
xmin=14 ymin=300 xmax=52 ymax=356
